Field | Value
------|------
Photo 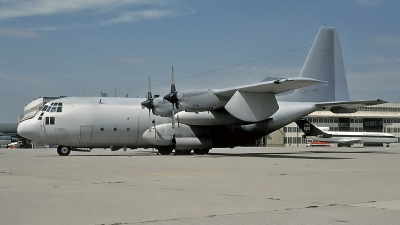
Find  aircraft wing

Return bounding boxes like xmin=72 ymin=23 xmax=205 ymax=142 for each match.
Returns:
xmin=336 ymin=138 xmax=361 ymax=144
xmin=210 ymin=78 xmax=324 ymax=122
xmin=316 ymin=99 xmax=387 ymax=113
xmin=213 ymin=78 xmax=324 ymax=98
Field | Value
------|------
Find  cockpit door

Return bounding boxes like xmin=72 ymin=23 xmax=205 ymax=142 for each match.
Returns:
xmin=79 ymin=126 xmax=93 ymax=143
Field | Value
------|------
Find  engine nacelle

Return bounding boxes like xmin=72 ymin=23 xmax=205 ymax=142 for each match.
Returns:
xmin=177 ymin=89 xmax=225 ymax=112
xmin=142 ymin=123 xmax=212 ymax=150
xmin=176 ymin=110 xmax=249 ymax=126
xmin=152 ymin=97 xmax=176 ymax=117
xmin=317 ymin=134 xmax=333 ymax=138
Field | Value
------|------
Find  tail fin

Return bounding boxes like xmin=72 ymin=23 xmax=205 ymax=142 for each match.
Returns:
xmin=279 ymin=26 xmax=350 ymax=102
xmin=295 ymin=118 xmax=326 ymax=136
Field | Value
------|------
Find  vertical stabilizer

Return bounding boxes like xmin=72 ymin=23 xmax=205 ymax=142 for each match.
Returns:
xmin=333 ymin=29 xmax=350 ymax=101
xmin=279 ymin=26 xmax=350 ymax=102
xmin=295 ymin=118 xmax=326 ymax=136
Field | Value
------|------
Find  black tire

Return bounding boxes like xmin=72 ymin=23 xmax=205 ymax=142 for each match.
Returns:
xmin=57 ymin=146 xmax=71 ymax=156
xmin=174 ymin=150 xmax=192 ymax=155
xmin=158 ymin=147 xmax=173 ymax=155
xmin=194 ymin=149 xmax=209 ymax=155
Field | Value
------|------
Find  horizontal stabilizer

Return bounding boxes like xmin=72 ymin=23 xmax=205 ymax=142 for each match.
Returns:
xmin=316 ymin=99 xmax=387 ymax=112
xmin=214 ymin=78 xmax=324 ymax=98
xmin=225 ymin=91 xmax=278 ymax=122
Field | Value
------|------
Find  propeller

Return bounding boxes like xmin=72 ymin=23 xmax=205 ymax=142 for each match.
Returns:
xmin=141 ymin=77 xmax=154 ymax=132
xmin=163 ymin=67 xmax=178 ymax=128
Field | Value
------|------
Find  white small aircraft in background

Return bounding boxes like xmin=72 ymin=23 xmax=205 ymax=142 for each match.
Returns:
xmin=296 ymin=118 xmax=397 ymax=147
xmin=0 ymin=123 xmax=18 ymax=146
xmin=18 ymin=26 xmax=386 ymax=156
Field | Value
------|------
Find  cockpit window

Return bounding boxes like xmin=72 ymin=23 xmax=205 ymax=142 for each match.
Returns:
xmin=44 ymin=102 xmax=63 ymax=113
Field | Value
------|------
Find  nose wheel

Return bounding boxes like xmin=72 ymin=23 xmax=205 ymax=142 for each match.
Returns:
xmin=57 ymin=145 xmax=71 ymax=156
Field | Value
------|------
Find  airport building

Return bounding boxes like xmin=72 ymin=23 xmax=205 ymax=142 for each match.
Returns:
xmin=267 ymin=102 xmax=400 ymax=147
xmin=19 ymin=97 xmax=65 ymax=123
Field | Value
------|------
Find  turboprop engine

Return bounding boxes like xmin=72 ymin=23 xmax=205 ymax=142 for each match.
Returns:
xmin=142 ymin=123 xmax=213 ymax=150
xmin=177 ymin=89 xmax=226 ymax=113
xmin=152 ymin=97 xmax=176 ymax=117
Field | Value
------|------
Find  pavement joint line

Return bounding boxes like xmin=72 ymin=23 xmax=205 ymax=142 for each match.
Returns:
xmin=97 ymin=203 xmax=341 ymax=225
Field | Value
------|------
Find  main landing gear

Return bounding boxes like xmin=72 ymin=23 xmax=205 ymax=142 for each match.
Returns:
xmin=193 ymin=149 xmax=209 ymax=155
xmin=57 ymin=145 xmax=71 ymax=156
xmin=157 ymin=148 xmax=210 ymax=156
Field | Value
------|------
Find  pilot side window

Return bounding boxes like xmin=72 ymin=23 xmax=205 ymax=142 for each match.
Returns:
xmin=45 ymin=117 xmax=55 ymax=125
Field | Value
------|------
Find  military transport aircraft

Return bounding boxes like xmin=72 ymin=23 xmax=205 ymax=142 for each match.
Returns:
xmin=17 ymin=26 xmax=385 ymax=156
xmin=296 ymin=118 xmax=397 ymax=147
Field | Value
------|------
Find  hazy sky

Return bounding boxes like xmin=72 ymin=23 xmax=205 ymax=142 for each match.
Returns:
xmin=1 ymin=0 xmax=400 ymax=122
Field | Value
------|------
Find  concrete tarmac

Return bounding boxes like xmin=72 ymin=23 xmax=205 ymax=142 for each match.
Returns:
xmin=1 ymin=146 xmax=400 ymax=225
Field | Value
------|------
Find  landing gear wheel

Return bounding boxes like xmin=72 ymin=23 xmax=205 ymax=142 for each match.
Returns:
xmin=158 ymin=147 xmax=173 ymax=155
xmin=174 ymin=150 xmax=192 ymax=155
xmin=194 ymin=149 xmax=209 ymax=155
xmin=57 ymin=146 xmax=71 ymax=156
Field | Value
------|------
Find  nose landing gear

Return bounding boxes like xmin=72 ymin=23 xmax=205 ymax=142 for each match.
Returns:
xmin=57 ymin=145 xmax=71 ymax=156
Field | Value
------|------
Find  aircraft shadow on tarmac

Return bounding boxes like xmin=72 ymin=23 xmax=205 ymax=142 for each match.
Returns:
xmin=39 ymin=149 xmax=398 ymax=158
xmin=206 ymin=152 xmax=353 ymax=160
xmin=206 ymin=150 xmax=397 ymax=159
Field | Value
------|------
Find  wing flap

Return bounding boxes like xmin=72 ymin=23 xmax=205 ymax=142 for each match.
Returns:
xmin=214 ymin=78 xmax=324 ymax=98
xmin=316 ymin=99 xmax=387 ymax=112
xmin=337 ymin=139 xmax=361 ymax=144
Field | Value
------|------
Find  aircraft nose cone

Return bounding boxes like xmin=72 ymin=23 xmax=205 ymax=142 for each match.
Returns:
xmin=17 ymin=119 xmax=40 ymax=142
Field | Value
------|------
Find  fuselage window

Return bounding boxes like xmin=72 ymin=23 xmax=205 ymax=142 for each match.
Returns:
xmin=38 ymin=117 xmax=42 ymax=120
xmin=126 ymin=128 xmax=130 ymax=131
xmin=100 ymin=128 xmax=104 ymax=131
xmin=113 ymin=128 xmax=117 ymax=131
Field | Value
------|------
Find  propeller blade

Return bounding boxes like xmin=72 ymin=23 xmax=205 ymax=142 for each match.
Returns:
xmin=163 ymin=67 xmax=178 ymax=105
xmin=140 ymin=76 xmax=155 ymax=132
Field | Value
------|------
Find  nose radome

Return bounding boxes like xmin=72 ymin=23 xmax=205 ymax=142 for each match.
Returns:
xmin=17 ymin=119 xmax=40 ymax=142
